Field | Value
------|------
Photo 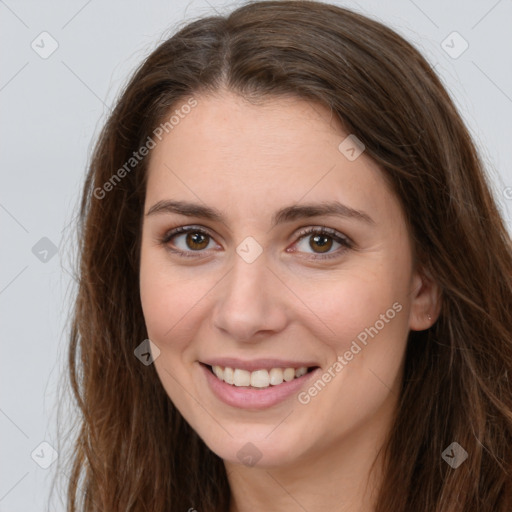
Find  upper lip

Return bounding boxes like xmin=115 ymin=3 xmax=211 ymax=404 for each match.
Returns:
xmin=200 ymin=358 xmax=319 ymax=372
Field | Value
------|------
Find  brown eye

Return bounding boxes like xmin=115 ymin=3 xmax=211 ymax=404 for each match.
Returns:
xmin=185 ymin=232 xmax=210 ymax=250
xmin=161 ymin=226 xmax=217 ymax=256
xmin=293 ymin=227 xmax=352 ymax=259
xmin=309 ymin=234 xmax=333 ymax=253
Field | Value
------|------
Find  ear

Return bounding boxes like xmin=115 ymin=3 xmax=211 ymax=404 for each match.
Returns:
xmin=408 ymin=267 xmax=442 ymax=331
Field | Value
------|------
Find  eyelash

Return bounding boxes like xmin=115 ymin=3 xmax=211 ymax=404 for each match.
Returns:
xmin=160 ymin=225 xmax=353 ymax=260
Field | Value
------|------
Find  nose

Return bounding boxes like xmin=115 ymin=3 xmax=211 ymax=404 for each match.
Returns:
xmin=211 ymin=250 xmax=288 ymax=343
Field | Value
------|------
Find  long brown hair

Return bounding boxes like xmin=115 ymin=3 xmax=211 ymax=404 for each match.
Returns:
xmin=61 ymin=1 xmax=512 ymax=510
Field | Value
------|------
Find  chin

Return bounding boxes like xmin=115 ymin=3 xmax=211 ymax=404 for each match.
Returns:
xmin=197 ymin=424 xmax=308 ymax=468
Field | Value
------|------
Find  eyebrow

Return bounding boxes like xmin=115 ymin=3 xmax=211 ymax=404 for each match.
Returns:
xmin=146 ymin=199 xmax=374 ymax=227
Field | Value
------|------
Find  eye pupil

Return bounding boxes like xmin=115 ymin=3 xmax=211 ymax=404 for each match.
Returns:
xmin=310 ymin=234 xmax=333 ymax=253
xmin=187 ymin=232 xmax=209 ymax=250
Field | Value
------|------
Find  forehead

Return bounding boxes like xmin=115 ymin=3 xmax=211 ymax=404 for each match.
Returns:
xmin=144 ymin=91 xmax=400 ymax=226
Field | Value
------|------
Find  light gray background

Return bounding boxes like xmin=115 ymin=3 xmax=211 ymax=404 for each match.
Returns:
xmin=1 ymin=0 xmax=511 ymax=510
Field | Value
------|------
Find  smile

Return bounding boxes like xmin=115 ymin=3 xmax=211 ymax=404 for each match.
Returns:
xmin=209 ymin=364 xmax=315 ymax=388
xmin=199 ymin=358 xmax=321 ymax=409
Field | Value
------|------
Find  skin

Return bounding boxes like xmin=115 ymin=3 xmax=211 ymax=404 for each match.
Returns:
xmin=139 ymin=90 xmax=441 ymax=512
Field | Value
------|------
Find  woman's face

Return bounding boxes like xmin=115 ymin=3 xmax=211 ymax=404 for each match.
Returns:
xmin=139 ymin=91 xmax=436 ymax=469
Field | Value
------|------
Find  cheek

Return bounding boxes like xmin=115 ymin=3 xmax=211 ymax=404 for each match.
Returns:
xmin=294 ymin=264 xmax=409 ymax=355
xmin=292 ymin=268 xmax=410 ymax=437
xmin=139 ymin=247 xmax=197 ymax=351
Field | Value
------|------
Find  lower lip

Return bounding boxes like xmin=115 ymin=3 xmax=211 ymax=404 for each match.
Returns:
xmin=200 ymin=363 xmax=320 ymax=410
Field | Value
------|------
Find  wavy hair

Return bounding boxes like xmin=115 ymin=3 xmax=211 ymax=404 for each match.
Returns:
xmin=62 ymin=1 xmax=512 ymax=510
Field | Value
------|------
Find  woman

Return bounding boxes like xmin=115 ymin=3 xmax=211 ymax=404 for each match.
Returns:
xmin=64 ymin=1 xmax=512 ymax=510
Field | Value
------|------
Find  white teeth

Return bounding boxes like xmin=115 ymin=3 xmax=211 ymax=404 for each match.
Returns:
xmin=269 ymin=368 xmax=284 ymax=385
xmin=233 ymin=368 xmax=251 ymax=387
xmin=223 ymin=366 xmax=234 ymax=385
xmin=283 ymin=368 xmax=295 ymax=382
xmin=211 ymin=365 xmax=310 ymax=388
xmin=213 ymin=365 xmax=223 ymax=379
xmin=250 ymin=369 xmax=269 ymax=388
xmin=295 ymin=367 xmax=308 ymax=377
